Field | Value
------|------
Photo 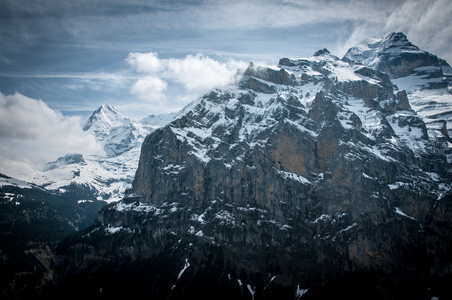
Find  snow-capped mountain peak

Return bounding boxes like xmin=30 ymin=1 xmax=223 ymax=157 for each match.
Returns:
xmin=343 ymin=32 xmax=420 ymax=68
xmin=3 ymin=103 xmax=180 ymax=203
xmin=82 ymin=103 xmax=144 ymax=157
xmin=343 ymin=32 xmax=450 ymax=79
xmin=141 ymin=112 xmax=180 ymax=130
xmin=83 ymin=103 xmax=125 ymax=133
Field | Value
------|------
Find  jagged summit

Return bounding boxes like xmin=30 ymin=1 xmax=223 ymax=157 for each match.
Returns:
xmin=83 ymin=103 xmax=124 ymax=132
xmin=313 ymin=48 xmax=331 ymax=56
xmin=82 ymin=103 xmax=144 ymax=157
xmin=343 ymin=32 xmax=451 ymax=78
xmin=382 ymin=32 xmax=418 ymax=50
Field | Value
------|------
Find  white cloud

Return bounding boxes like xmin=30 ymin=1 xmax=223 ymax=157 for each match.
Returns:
xmin=130 ymin=76 xmax=167 ymax=104
xmin=0 ymin=92 xmax=100 ymax=171
xmin=126 ymin=52 xmax=247 ymax=113
xmin=164 ymin=54 xmax=245 ymax=95
xmin=127 ymin=52 xmax=162 ymax=73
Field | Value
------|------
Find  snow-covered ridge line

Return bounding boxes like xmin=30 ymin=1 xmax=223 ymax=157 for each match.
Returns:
xmin=0 ymin=174 xmax=35 ymax=189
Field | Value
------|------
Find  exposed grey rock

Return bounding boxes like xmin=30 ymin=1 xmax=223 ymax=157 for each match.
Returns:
xmin=313 ymin=48 xmax=330 ymax=56
xmin=243 ymin=62 xmax=297 ymax=86
xmin=239 ymin=76 xmax=276 ymax=93
xmin=45 ymin=154 xmax=86 ymax=171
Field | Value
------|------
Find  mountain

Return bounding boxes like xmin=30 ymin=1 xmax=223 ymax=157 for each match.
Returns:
xmin=45 ymin=154 xmax=86 ymax=171
xmin=4 ymin=103 xmax=178 ymax=204
xmin=51 ymin=33 xmax=452 ymax=299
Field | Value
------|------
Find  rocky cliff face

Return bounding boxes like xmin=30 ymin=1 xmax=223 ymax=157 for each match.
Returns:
xmin=52 ymin=34 xmax=452 ymax=299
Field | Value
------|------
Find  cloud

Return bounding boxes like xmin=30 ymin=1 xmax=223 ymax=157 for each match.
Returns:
xmin=165 ymin=54 xmax=246 ymax=95
xmin=126 ymin=52 xmax=247 ymax=113
xmin=0 ymin=92 xmax=100 ymax=170
xmin=190 ymin=0 xmax=399 ymax=31
xmin=130 ymin=76 xmax=167 ymax=104
xmin=127 ymin=52 xmax=162 ymax=73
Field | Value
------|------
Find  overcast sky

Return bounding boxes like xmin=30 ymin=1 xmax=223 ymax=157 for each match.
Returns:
xmin=1 ymin=0 xmax=452 ymax=170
